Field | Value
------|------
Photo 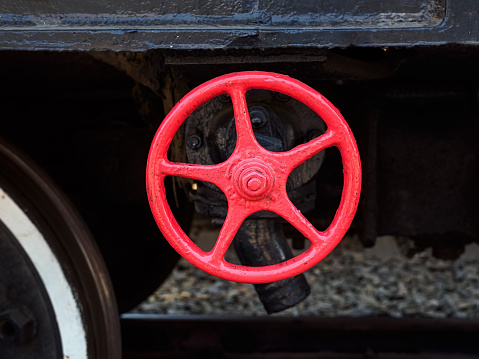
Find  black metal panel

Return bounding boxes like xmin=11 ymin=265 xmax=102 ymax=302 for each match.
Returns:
xmin=0 ymin=0 xmax=477 ymax=51
xmin=0 ymin=0 xmax=443 ymax=29
xmin=121 ymin=315 xmax=479 ymax=358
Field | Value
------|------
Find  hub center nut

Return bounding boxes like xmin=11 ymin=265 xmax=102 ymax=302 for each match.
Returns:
xmin=242 ymin=170 xmax=267 ymax=195
xmin=247 ymin=177 xmax=263 ymax=192
xmin=234 ymin=161 xmax=275 ymax=200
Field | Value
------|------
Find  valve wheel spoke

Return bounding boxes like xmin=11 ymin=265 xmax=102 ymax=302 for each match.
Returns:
xmin=157 ymin=160 xmax=227 ymax=188
xmin=209 ymin=204 xmax=251 ymax=264
xmin=283 ymin=129 xmax=338 ymax=172
xmin=229 ymin=86 xmax=259 ymax=150
xmin=275 ymin=195 xmax=328 ymax=247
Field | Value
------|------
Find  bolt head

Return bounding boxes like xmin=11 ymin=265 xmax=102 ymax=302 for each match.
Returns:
xmin=238 ymin=168 xmax=271 ymax=198
xmin=187 ymin=135 xmax=202 ymax=149
xmin=233 ymin=160 xmax=275 ymax=201
xmin=247 ymin=177 xmax=262 ymax=192
xmin=249 ymin=109 xmax=268 ymax=129
xmin=241 ymin=170 xmax=266 ymax=195
xmin=0 ymin=309 xmax=35 ymax=348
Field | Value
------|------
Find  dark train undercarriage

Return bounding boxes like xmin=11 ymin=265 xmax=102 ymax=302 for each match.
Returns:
xmin=2 ymin=47 xmax=479 ymax=271
xmin=0 ymin=0 xmax=479 ymax=357
xmin=0 ymin=45 xmax=478 ymax=314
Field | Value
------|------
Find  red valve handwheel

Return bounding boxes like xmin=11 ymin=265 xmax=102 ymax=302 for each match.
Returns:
xmin=146 ymin=71 xmax=361 ymax=284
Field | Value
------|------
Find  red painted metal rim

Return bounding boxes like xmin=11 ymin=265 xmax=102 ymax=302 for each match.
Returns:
xmin=146 ymin=71 xmax=361 ymax=284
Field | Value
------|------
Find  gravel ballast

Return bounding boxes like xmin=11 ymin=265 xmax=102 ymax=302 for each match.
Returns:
xmin=132 ymin=220 xmax=479 ymax=318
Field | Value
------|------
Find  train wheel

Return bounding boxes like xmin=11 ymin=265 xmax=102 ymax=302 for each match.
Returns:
xmin=0 ymin=140 xmax=121 ymax=359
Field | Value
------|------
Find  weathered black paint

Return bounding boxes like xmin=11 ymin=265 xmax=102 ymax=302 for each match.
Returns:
xmin=0 ymin=0 xmax=477 ymax=51
xmin=234 ymin=219 xmax=311 ymax=313
xmin=0 ymin=0 xmax=443 ymax=29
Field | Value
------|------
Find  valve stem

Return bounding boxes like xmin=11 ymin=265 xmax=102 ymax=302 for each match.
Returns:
xmin=234 ymin=219 xmax=311 ymax=314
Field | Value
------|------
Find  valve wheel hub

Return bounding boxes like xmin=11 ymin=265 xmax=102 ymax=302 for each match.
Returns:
xmin=234 ymin=161 xmax=274 ymax=200
xmin=146 ymin=71 xmax=362 ymax=284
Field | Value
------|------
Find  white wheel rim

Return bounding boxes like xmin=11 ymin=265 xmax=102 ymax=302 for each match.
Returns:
xmin=0 ymin=187 xmax=88 ymax=359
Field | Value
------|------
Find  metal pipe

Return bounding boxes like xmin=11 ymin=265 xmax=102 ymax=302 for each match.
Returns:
xmin=234 ymin=219 xmax=310 ymax=314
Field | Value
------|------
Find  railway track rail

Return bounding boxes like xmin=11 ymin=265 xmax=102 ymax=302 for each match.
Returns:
xmin=121 ymin=314 xmax=479 ymax=359
xmin=2 ymin=1 xmax=479 ymax=358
